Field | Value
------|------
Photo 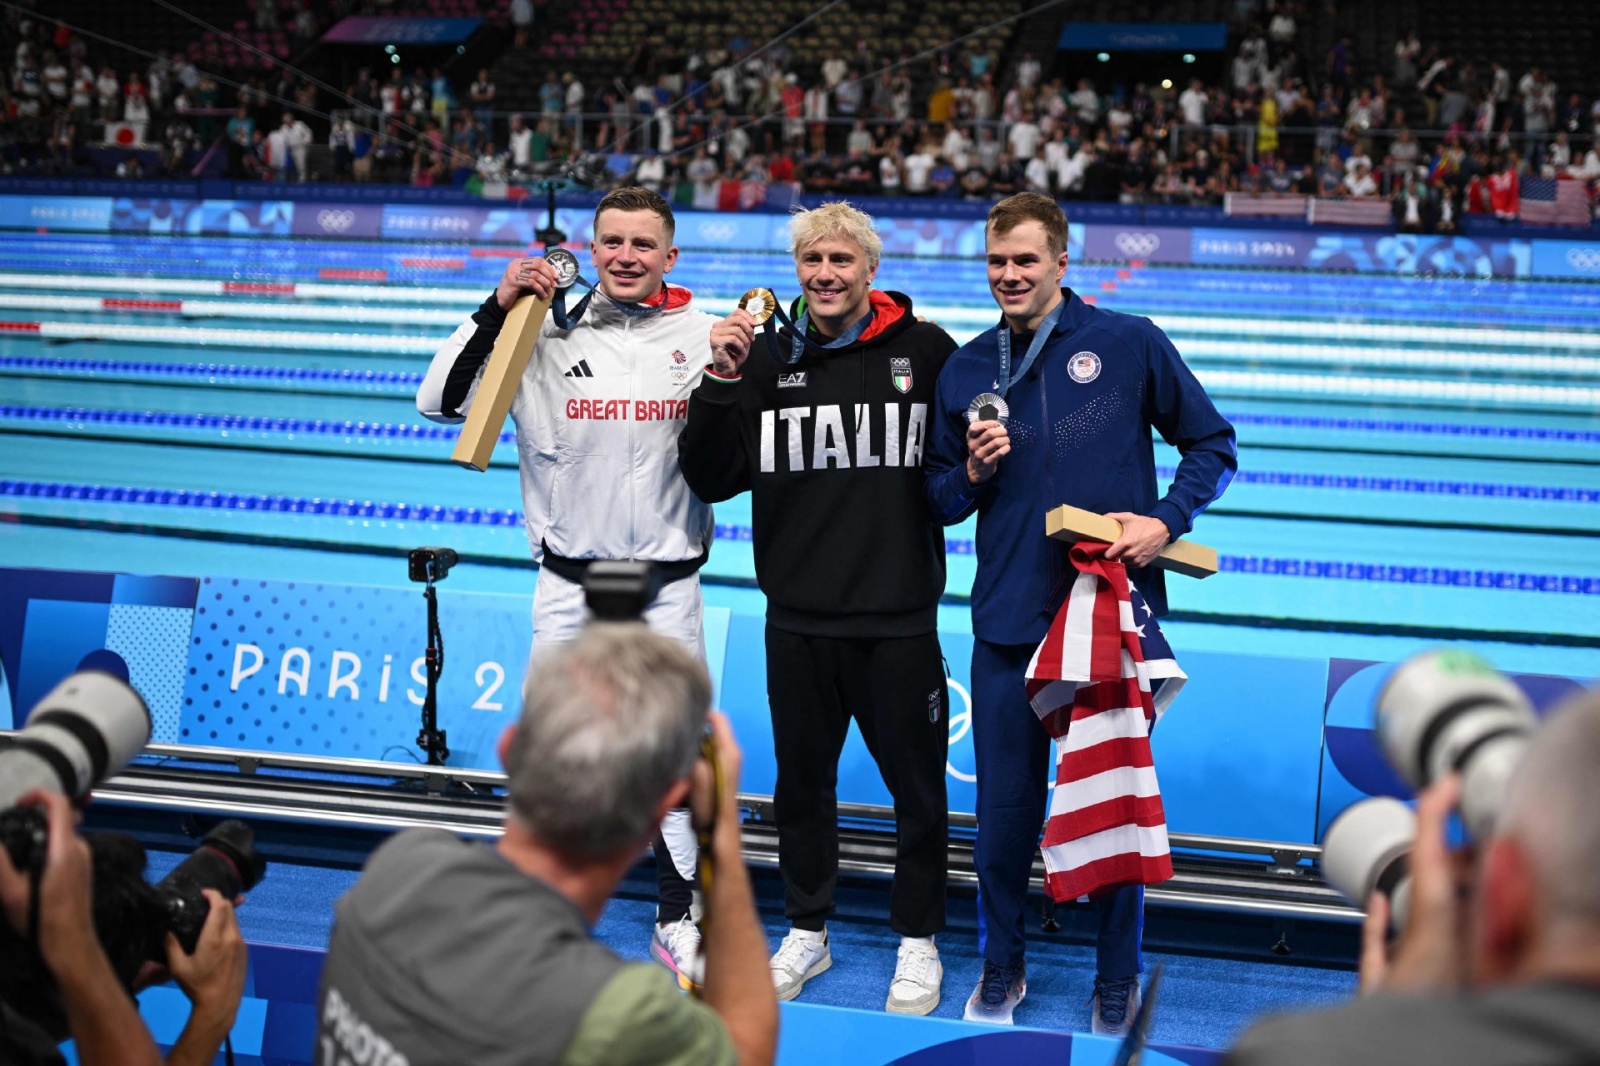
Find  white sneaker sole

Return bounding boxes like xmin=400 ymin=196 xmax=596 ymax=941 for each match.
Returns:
xmin=886 ymin=987 xmax=941 ymax=1015
xmin=962 ymin=981 xmax=1025 ymax=1024
xmin=774 ymin=951 xmax=831 ymax=1002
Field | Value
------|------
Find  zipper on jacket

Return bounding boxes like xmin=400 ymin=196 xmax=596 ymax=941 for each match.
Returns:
xmin=625 ymin=312 xmax=636 ymax=555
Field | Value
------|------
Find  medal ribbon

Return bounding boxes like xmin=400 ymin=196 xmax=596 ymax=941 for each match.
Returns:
xmin=761 ymin=299 xmax=875 ymax=365
xmin=994 ymin=299 xmax=1065 ymax=398
xmin=550 ymin=275 xmax=668 ymax=329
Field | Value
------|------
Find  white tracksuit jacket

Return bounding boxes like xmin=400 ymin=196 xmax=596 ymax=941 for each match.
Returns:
xmin=416 ymin=284 xmax=717 ymax=647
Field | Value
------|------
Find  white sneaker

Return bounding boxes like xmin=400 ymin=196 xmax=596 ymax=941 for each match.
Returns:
xmin=652 ymin=917 xmax=704 ymax=990
xmin=770 ymin=926 xmax=831 ymax=1001
xmin=885 ymin=936 xmax=942 ymax=1015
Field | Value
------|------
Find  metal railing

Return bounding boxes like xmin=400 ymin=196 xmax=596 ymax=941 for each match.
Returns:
xmin=86 ymin=741 xmax=1359 ymax=923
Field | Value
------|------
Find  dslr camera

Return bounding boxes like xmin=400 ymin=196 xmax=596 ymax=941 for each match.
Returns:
xmin=1320 ymin=650 xmax=1536 ymax=925
xmin=0 ymin=670 xmax=267 ymax=956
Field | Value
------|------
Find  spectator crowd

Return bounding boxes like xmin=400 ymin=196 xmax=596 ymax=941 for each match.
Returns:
xmin=2 ymin=0 xmax=1597 ymax=225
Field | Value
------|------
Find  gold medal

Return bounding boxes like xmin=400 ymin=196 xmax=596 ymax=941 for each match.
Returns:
xmin=738 ymin=287 xmax=777 ymax=324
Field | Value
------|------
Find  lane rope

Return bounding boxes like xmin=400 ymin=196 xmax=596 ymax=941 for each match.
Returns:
xmin=3 ymin=478 xmax=1599 ymax=595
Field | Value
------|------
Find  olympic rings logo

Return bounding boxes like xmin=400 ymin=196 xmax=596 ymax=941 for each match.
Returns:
xmin=1114 ymin=231 xmax=1161 ymax=257
xmin=316 ymin=209 xmax=357 ymax=233
xmin=699 ymin=221 xmax=737 ymax=242
xmin=945 ymin=678 xmax=975 ymax=783
xmin=1565 ymin=247 xmax=1600 ymax=272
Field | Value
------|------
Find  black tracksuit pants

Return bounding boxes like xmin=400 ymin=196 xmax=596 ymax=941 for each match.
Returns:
xmin=765 ymin=624 xmax=949 ymax=938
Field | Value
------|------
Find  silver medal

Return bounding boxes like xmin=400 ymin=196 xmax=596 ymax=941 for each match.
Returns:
xmin=965 ymin=392 xmax=1010 ymax=426
xmin=544 ymin=248 xmax=580 ymax=290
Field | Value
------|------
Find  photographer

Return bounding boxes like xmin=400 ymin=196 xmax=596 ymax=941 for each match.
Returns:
xmin=1228 ymin=687 xmax=1600 ymax=1065
xmin=316 ymin=624 xmax=778 ymax=1066
xmin=0 ymin=791 xmax=249 ymax=1066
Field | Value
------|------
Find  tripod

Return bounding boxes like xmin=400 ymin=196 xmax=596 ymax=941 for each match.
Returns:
xmin=417 ymin=561 xmax=450 ymax=765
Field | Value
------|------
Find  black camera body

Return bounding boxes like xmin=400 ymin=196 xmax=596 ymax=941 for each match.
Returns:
xmin=0 ymin=805 xmax=48 ymax=878
xmin=582 ymin=561 xmax=661 ymax=622
xmin=409 ymin=546 xmax=459 ymax=583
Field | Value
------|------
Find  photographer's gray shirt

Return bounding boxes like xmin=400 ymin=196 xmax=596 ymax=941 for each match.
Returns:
xmin=1228 ymin=980 xmax=1600 ymax=1066
xmin=316 ymin=828 xmax=731 ymax=1066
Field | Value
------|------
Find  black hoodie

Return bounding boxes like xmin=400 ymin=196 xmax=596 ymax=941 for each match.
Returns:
xmin=678 ymin=290 xmax=957 ymax=638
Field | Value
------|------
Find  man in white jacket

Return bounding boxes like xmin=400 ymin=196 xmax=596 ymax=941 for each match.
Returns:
xmin=417 ymin=186 xmax=718 ymax=988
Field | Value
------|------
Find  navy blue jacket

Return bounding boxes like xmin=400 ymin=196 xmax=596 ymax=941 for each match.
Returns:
xmin=925 ymin=289 xmax=1237 ymax=646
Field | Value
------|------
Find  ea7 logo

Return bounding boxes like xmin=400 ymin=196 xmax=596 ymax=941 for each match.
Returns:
xmin=778 ymin=372 xmax=807 ymax=388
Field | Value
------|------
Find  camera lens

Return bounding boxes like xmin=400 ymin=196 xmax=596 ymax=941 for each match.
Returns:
xmin=1375 ymin=650 xmax=1535 ymax=839
xmin=0 ymin=671 xmax=151 ymax=810
xmin=155 ymin=820 xmax=267 ymax=955
xmin=1321 ymin=796 xmax=1416 ymax=927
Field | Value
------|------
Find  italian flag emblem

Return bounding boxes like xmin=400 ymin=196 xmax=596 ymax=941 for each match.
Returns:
xmin=891 ymin=356 xmax=913 ymax=394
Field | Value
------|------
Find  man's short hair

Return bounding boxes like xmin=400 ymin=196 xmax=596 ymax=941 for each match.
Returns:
xmin=788 ymin=200 xmax=882 ymax=270
xmin=595 ymin=186 xmax=676 ymax=241
xmin=987 ymin=192 xmax=1069 ymax=258
xmin=505 ymin=624 xmax=710 ymax=859
xmin=1499 ymin=687 xmax=1600 ymax=922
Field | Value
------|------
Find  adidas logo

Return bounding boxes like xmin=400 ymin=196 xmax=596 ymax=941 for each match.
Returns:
xmin=563 ymin=359 xmax=595 ymax=378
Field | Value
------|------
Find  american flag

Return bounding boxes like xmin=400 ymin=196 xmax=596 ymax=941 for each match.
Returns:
xmin=1520 ymin=176 xmax=1592 ymax=227
xmin=1025 ymin=543 xmax=1185 ymax=902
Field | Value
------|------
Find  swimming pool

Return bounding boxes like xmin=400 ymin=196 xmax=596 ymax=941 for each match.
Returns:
xmin=2 ymin=231 xmax=1597 ymax=678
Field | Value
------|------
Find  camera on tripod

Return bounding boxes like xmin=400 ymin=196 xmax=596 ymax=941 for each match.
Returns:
xmin=1 ymin=670 xmax=267 ymax=956
xmin=1321 ymin=650 xmax=1537 ymax=926
xmin=409 ymin=546 xmax=458 ymax=584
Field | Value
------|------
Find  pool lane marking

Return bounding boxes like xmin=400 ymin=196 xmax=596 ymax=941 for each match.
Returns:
xmin=4 ymin=478 xmax=1598 ymax=596
xmin=6 ymin=353 xmax=1598 ymax=409
xmin=4 ymin=404 xmax=1595 ymax=505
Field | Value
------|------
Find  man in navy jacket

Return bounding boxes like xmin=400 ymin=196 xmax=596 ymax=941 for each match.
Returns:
xmin=925 ymin=193 xmax=1236 ymax=1031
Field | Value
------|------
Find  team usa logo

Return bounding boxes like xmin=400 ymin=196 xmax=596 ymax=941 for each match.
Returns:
xmin=890 ymin=357 xmax=913 ymax=394
xmin=1067 ymin=351 xmax=1102 ymax=384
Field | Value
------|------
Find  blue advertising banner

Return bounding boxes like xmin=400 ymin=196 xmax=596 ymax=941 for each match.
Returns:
xmin=322 ymin=16 xmax=483 ymax=44
xmin=1314 ymin=660 xmax=1594 ymax=840
xmin=0 ymin=568 xmax=198 ymax=742
xmin=378 ymin=203 xmax=560 ymax=243
xmin=1188 ymin=227 xmax=1530 ymax=276
xmin=110 ymin=198 xmax=295 ymax=236
xmin=1058 ymin=22 xmax=1230 ymax=51
xmin=8 ymin=564 xmax=1592 ymax=848
xmin=1189 ymin=227 xmax=1314 ymax=267
xmin=1530 ymin=238 xmax=1600 ymax=279
xmin=0 ymin=194 xmax=113 ymax=231
xmin=677 ymin=211 xmax=789 ymax=252
xmin=290 ymin=202 xmax=385 ymax=239
xmin=1084 ymin=225 xmax=1193 ymax=264
xmin=180 ymin=575 xmax=532 ymax=769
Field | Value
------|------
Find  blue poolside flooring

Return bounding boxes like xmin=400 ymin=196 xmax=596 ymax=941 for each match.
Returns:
xmin=135 ymin=844 xmax=1356 ymax=1053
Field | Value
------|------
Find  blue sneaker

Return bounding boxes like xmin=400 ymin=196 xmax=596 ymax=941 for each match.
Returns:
xmin=963 ymin=961 xmax=1027 ymax=1024
xmin=1090 ymin=974 xmax=1141 ymax=1037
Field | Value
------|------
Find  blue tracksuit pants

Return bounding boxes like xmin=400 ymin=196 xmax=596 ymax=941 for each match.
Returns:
xmin=971 ymin=638 xmax=1144 ymax=978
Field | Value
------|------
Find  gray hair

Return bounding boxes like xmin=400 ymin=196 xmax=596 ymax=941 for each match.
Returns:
xmin=505 ymin=624 xmax=710 ymax=860
xmin=1499 ymin=687 xmax=1600 ymax=923
xmin=788 ymin=200 xmax=883 ymax=270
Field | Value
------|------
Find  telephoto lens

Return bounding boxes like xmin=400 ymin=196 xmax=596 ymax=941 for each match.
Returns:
xmin=153 ymin=820 xmax=268 ymax=955
xmin=0 ymin=671 xmax=151 ymax=872
xmin=0 ymin=671 xmax=152 ymax=809
xmin=1320 ymin=797 xmax=1418 ymax=928
xmin=1375 ymin=649 xmax=1535 ymax=839
xmin=1320 ymin=650 xmax=1538 ymax=926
